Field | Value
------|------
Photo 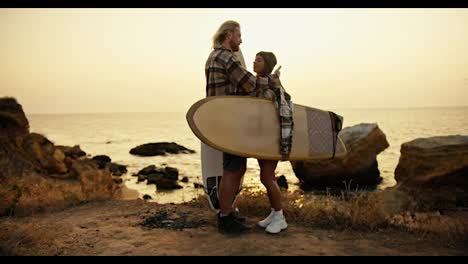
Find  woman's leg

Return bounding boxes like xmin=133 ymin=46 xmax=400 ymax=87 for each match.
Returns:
xmin=258 ymin=159 xmax=281 ymax=210
xmin=258 ymin=159 xmax=288 ymax=233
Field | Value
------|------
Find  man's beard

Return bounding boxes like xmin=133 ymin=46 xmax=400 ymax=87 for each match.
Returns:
xmin=229 ymin=39 xmax=239 ymax=52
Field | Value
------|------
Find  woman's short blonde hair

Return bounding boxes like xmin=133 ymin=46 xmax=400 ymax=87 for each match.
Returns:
xmin=212 ymin=20 xmax=240 ymax=48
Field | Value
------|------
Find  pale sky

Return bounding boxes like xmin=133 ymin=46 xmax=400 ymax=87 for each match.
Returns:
xmin=1 ymin=8 xmax=467 ymax=114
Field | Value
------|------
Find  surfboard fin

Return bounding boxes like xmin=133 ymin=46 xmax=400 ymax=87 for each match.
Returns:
xmin=205 ymin=176 xmax=221 ymax=211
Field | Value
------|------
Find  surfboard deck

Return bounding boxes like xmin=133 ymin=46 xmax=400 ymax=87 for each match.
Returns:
xmin=188 ymin=96 xmax=347 ymax=161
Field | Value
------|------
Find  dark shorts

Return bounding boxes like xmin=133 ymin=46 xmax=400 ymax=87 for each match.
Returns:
xmin=223 ymin=152 xmax=247 ymax=172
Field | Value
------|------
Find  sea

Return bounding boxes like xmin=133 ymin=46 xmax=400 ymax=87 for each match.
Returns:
xmin=28 ymin=107 xmax=468 ymax=204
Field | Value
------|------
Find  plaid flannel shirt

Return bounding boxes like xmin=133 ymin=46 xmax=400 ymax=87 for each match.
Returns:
xmin=254 ymin=78 xmax=294 ymax=157
xmin=205 ymin=45 xmax=276 ymax=96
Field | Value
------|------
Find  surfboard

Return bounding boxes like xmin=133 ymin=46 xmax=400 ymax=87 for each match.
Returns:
xmin=200 ymin=50 xmax=246 ymax=213
xmin=200 ymin=142 xmax=223 ymax=212
xmin=188 ymin=96 xmax=347 ymax=161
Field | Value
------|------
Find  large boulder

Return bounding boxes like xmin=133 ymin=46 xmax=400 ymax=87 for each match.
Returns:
xmin=69 ymin=159 xmax=114 ymax=201
xmin=291 ymin=123 xmax=389 ymax=190
xmin=129 ymin=142 xmax=195 ymax=157
xmin=0 ymin=97 xmax=38 ymax=176
xmin=22 ymin=133 xmax=68 ymax=175
xmin=394 ymin=135 xmax=468 ymax=208
xmin=0 ymin=97 xmax=29 ymax=142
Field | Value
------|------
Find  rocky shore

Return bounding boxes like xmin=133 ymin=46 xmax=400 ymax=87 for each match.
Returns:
xmin=1 ymin=97 xmax=467 ymax=255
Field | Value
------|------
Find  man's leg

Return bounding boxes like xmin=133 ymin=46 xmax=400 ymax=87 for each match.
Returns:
xmin=218 ymin=169 xmax=244 ymax=215
xmin=230 ymin=163 xmax=246 ymax=222
xmin=217 ymin=153 xmax=249 ymax=234
xmin=219 ymin=153 xmax=246 ymax=215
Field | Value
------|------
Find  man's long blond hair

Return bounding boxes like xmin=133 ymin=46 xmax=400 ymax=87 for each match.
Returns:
xmin=212 ymin=20 xmax=240 ymax=48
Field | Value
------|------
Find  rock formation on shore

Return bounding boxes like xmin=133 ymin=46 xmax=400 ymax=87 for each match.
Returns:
xmin=291 ymin=123 xmax=389 ymax=191
xmin=394 ymin=135 xmax=468 ymax=208
xmin=0 ymin=97 xmax=119 ymax=216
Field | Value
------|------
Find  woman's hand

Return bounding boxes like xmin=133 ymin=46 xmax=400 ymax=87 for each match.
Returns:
xmin=274 ymin=65 xmax=282 ymax=78
xmin=280 ymin=153 xmax=289 ymax=161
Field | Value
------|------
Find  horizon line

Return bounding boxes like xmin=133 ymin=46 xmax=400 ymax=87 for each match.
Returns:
xmin=26 ymin=104 xmax=468 ymax=115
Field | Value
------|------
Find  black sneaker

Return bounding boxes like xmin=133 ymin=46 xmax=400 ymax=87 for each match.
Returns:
xmin=218 ymin=213 xmax=251 ymax=234
xmin=232 ymin=209 xmax=246 ymax=223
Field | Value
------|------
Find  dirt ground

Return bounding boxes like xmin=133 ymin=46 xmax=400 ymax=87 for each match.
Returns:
xmin=0 ymin=198 xmax=466 ymax=256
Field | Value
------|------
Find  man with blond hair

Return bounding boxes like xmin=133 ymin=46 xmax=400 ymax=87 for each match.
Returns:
xmin=205 ymin=20 xmax=281 ymax=234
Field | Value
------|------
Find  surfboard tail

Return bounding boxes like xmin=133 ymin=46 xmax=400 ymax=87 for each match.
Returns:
xmin=204 ymin=175 xmax=242 ymax=213
xmin=205 ymin=176 xmax=222 ymax=212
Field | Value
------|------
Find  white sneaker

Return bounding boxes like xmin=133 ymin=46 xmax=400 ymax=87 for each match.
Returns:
xmin=265 ymin=214 xmax=288 ymax=234
xmin=257 ymin=209 xmax=275 ymax=228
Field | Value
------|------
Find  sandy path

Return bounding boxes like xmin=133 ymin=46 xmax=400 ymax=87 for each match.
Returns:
xmin=0 ymin=200 xmax=466 ymax=256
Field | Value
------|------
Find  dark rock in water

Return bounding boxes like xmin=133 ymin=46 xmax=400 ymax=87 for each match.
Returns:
xmin=137 ymin=175 xmax=147 ymax=182
xmin=155 ymin=178 xmax=183 ymax=190
xmin=276 ymin=175 xmax=288 ymax=189
xmin=291 ymin=123 xmax=388 ymax=190
xmin=92 ymin=155 xmax=111 ymax=163
xmin=143 ymin=194 xmax=153 ymax=200
xmin=146 ymin=172 xmax=166 ymax=185
xmin=129 ymin=142 xmax=196 ymax=157
xmin=131 ymin=147 xmax=165 ymax=156
xmin=165 ymin=144 xmax=179 ymax=154
xmin=136 ymin=165 xmax=179 ymax=181
xmin=56 ymin=145 xmax=86 ymax=159
xmin=107 ymin=162 xmax=127 ymax=176
xmin=181 ymin=177 xmax=189 ymax=183
xmin=136 ymin=165 xmax=162 ymax=176
xmin=145 ymin=172 xmax=183 ymax=189
xmin=92 ymin=155 xmax=111 ymax=169
xmin=164 ymin=166 xmax=179 ymax=180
